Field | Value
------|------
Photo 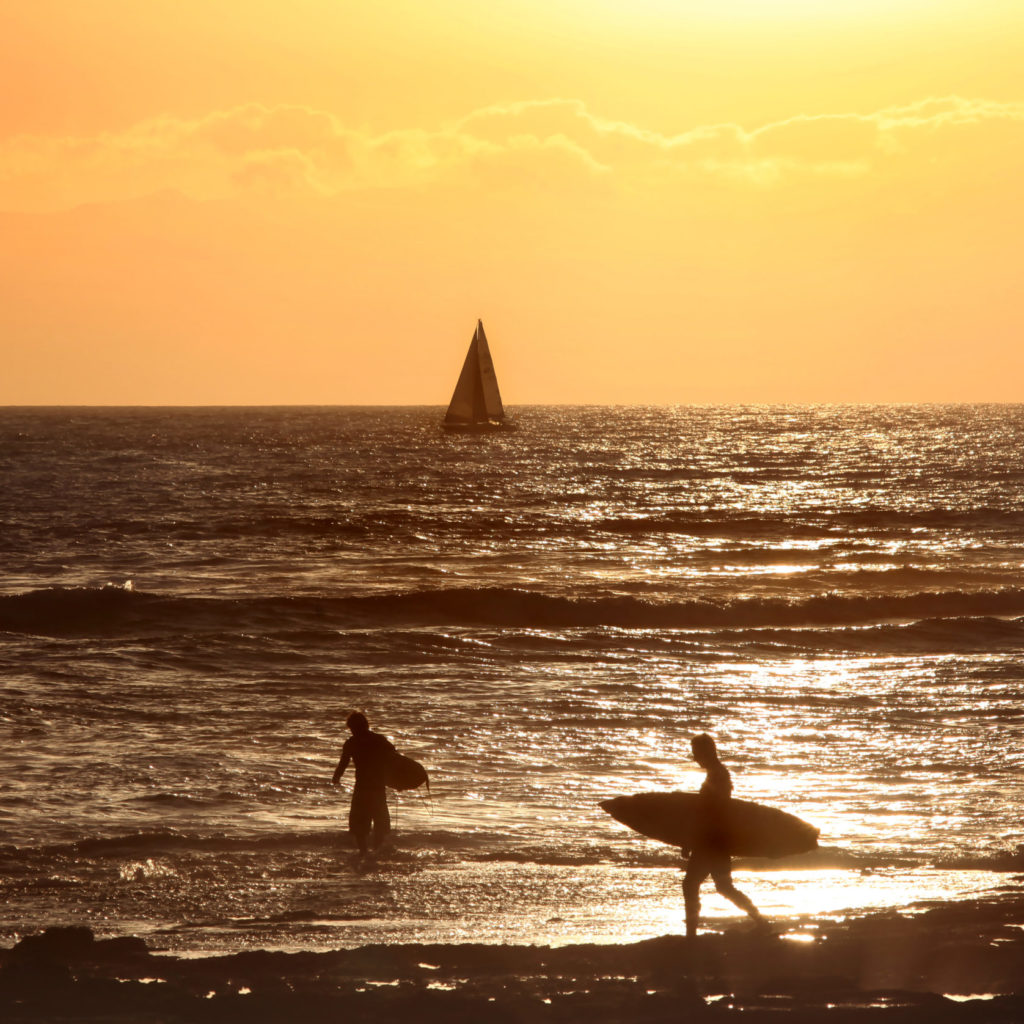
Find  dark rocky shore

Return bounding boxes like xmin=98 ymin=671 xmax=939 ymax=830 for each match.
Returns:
xmin=3 ymin=894 xmax=1023 ymax=1022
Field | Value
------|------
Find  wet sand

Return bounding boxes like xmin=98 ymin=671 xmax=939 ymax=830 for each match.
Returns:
xmin=3 ymin=892 xmax=1023 ymax=1022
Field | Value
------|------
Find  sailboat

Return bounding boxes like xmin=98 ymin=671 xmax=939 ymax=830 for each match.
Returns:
xmin=442 ymin=319 xmax=515 ymax=432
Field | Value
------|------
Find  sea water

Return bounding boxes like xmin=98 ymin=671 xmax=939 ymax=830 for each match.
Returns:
xmin=1 ymin=405 xmax=1022 ymax=953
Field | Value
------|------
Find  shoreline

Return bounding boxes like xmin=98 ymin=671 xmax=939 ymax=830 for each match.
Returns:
xmin=3 ymin=893 xmax=1023 ymax=1021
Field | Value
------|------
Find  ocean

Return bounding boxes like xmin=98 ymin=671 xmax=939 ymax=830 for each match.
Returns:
xmin=1 ymin=405 xmax=1023 ymax=954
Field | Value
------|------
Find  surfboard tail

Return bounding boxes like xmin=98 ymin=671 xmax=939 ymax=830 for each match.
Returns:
xmin=386 ymin=752 xmax=429 ymax=791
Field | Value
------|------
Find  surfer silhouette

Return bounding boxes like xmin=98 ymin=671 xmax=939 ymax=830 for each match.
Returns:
xmin=331 ymin=711 xmax=396 ymax=856
xmin=683 ymin=733 xmax=767 ymax=937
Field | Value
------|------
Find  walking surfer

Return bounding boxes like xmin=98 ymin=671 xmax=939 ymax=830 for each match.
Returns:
xmin=683 ymin=733 xmax=767 ymax=937
xmin=331 ymin=711 xmax=396 ymax=856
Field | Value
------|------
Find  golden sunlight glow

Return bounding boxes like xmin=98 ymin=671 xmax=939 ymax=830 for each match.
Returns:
xmin=575 ymin=867 xmax=1000 ymax=948
xmin=1 ymin=1 xmax=1022 ymax=403
xmin=593 ymin=0 xmax=937 ymax=19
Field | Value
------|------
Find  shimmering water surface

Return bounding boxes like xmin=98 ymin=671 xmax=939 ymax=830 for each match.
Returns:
xmin=1 ymin=406 xmax=1022 ymax=953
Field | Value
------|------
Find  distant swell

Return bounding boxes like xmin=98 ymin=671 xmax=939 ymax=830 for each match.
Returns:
xmin=596 ymin=507 xmax=1024 ymax=539
xmin=5 ymin=585 xmax=1024 ymax=639
xmin=721 ymin=614 xmax=1024 ymax=654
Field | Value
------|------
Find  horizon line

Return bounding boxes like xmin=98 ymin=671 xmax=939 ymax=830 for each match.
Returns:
xmin=2 ymin=401 xmax=1022 ymax=410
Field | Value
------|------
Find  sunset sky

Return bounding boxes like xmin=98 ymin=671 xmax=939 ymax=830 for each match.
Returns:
xmin=2 ymin=1 xmax=1022 ymax=404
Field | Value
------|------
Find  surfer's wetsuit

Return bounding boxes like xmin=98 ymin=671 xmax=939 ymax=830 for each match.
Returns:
xmin=683 ymin=741 xmax=765 ymax=937
xmin=333 ymin=728 xmax=396 ymax=854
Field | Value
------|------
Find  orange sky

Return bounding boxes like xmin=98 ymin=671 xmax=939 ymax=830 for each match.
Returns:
xmin=1 ymin=1 xmax=1022 ymax=404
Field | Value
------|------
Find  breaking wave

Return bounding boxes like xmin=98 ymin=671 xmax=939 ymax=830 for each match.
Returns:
xmin=5 ymin=585 xmax=1024 ymax=646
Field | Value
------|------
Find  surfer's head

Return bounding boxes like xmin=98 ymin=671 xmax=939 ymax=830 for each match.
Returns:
xmin=691 ymin=732 xmax=720 ymax=767
xmin=346 ymin=711 xmax=370 ymax=734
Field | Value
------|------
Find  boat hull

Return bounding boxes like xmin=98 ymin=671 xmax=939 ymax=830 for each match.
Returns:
xmin=442 ymin=420 xmax=517 ymax=433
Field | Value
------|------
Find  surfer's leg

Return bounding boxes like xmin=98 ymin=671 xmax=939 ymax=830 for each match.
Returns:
xmin=348 ymin=790 xmax=371 ymax=855
xmin=682 ymin=856 xmax=710 ymax=937
xmin=710 ymin=859 xmax=765 ymax=926
xmin=370 ymin=789 xmax=391 ymax=849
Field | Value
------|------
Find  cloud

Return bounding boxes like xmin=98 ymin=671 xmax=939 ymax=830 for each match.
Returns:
xmin=0 ymin=96 xmax=1021 ymax=211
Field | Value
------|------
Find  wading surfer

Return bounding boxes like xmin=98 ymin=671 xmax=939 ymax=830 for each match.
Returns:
xmin=331 ymin=711 xmax=396 ymax=856
xmin=683 ymin=733 xmax=767 ymax=937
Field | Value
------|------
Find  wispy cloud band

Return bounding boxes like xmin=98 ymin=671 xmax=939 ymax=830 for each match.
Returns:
xmin=1 ymin=96 xmax=1020 ymax=210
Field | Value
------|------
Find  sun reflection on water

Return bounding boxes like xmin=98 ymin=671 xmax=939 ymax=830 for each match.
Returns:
xmin=293 ymin=862 xmax=1011 ymax=954
xmin=535 ymin=865 xmax=1003 ymax=949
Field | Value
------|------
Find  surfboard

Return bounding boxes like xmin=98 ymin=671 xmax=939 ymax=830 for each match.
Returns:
xmin=386 ymin=752 xmax=429 ymax=792
xmin=600 ymin=791 xmax=818 ymax=858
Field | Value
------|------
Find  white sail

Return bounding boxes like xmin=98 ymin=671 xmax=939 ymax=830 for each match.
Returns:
xmin=445 ymin=320 xmax=506 ymax=425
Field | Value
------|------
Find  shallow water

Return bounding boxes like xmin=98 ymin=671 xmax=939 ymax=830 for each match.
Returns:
xmin=1 ymin=405 xmax=1023 ymax=952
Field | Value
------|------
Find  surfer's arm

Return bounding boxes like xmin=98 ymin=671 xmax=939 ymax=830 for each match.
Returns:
xmin=331 ymin=742 xmax=352 ymax=784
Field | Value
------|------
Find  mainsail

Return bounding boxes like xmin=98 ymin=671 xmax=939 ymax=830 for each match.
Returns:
xmin=444 ymin=320 xmax=506 ymax=426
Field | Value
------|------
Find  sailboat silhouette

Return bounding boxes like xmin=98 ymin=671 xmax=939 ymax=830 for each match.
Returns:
xmin=442 ymin=320 xmax=515 ymax=432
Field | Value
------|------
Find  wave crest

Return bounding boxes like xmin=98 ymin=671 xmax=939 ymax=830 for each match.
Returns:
xmin=5 ymin=584 xmax=1024 ymax=640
